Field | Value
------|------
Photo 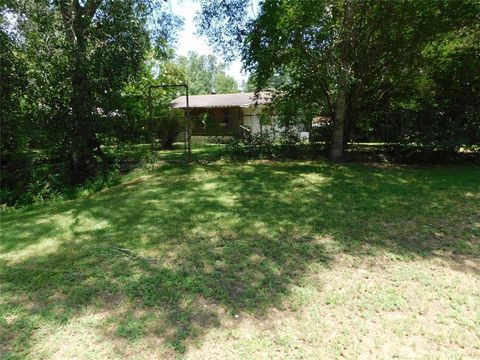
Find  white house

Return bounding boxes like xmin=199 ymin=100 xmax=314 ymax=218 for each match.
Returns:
xmin=170 ymin=92 xmax=309 ymax=141
xmin=170 ymin=92 xmax=268 ymax=136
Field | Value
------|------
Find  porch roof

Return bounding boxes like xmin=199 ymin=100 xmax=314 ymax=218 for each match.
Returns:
xmin=170 ymin=92 xmax=270 ymax=109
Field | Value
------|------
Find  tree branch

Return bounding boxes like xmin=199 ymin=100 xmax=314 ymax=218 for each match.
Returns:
xmin=85 ymin=0 xmax=101 ymax=19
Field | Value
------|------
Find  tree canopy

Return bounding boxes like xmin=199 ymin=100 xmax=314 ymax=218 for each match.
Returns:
xmin=176 ymin=51 xmax=239 ymax=95
xmin=1 ymin=0 xmax=182 ymax=204
xmin=1 ymin=0 xmax=181 ymax=179
xmin=198 ymin=0 xmax=480 ymax=160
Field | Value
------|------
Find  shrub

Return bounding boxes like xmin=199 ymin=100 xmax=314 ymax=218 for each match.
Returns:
xmin=148 ymin=117 xmax=183 ymax=149
xmin=224 ymin=131 xmax=276 ymax=159
xmin=223 ymin=130 xmax=322 ymax=160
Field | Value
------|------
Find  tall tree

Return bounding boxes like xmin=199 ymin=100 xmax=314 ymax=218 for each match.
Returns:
xmin=3 ymin=0 xmax=180 ymax=181
xmin=198 ymin=0 xmax=479 ymax=161
xmin=177 ymin=51 xmax=238 ymax=94
xmin=215 ymin=73 xmax=239 ymax=94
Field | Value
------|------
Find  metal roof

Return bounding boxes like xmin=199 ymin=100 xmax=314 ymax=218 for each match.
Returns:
xmin=170 ymin=92 xmax=271 ymax=109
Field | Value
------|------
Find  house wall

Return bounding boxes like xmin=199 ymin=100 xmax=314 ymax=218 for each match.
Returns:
xmin=240 ymin=106 xmax=307 ymax=138
xmin=188 ymin=105 xmax=310 ymax=143
xmin=241 ymin=107 xmax=262 ymax=134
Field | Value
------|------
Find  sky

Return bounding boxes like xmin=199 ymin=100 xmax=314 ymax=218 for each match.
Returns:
xmin=167 ymin=0 xmax=248 ymax=85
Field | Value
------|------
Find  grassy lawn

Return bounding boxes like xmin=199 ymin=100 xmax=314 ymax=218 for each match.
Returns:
xmin=1 ymin=158 xmax=479 ymax=359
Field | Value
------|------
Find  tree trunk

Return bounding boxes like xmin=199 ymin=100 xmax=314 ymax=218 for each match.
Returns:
xmin=67 ymin=0 xmax=99 ymax=182
xmin=330 ymin=87 xmax=348 ymax=161
xmin=329 ymin=0 xmax=355 ymax=162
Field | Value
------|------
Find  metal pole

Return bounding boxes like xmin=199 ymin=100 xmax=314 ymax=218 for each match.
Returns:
xmin=148 ymin=86 xmax=154 ymax=150
xmin=184 ymin=96 xmax=188 ymax=161
xmin=186 ymin=85 xmax=191 ymax=163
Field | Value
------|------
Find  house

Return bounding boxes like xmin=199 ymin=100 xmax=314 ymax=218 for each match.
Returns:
xmin=170 ymin=92 xmax=271 ymax=139
xmin=170 ymin=91 xmax=311 ymax=142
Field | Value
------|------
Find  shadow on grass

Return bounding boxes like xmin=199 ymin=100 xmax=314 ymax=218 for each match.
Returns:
xmin=1 ymin=162 xmax=479 ymax=356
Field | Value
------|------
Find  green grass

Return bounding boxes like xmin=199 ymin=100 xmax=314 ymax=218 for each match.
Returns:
xmin=1 ymin=157 xmax=479 ymax=359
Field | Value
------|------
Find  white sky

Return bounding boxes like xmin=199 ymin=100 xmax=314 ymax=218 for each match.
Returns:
xmin=167 ymin=0 xmax=248 ymax=85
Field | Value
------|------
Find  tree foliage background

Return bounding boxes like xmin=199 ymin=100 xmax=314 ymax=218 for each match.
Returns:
xmin=1 ymin=0 xmax=479 ymax=206
xmin=1 ymin=0 xmax=181 ymax=204
xmin=198 ymin=0 xmax=480 ymax=160
xmin=176 ymin=51 xmax=238 ymax=95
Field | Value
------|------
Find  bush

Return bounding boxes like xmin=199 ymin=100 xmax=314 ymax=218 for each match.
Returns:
xmin=223 ymin=130 xmax=322 ymax=160
xmin=149 ymin=117 xmax=183 ymax=149
xmin=359 ymin=106 xmax=480 ymax=153
xmin=224 ymin=131 xmax=276 ymax=159
xmin=1 ymin=146 xmax=124 ymax=208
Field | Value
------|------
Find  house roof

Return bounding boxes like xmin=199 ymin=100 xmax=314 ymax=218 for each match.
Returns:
xmin=170 ymin=92 xmax=271 ymax=109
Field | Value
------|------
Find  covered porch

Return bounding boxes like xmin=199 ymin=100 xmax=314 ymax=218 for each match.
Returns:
xmin=170 ymin=92 xmax=270 ymax=137
xmin=189 ymin=107 xmax=243 ymax=135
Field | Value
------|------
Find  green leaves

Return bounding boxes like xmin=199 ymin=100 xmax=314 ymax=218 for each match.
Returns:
xmin=176 ymin=51 xmax=239 ymax=95
xmin=198 ymin=0 xmax=480 ymax=155
xmin=1 ymin=0 xmax=182 ymax=199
